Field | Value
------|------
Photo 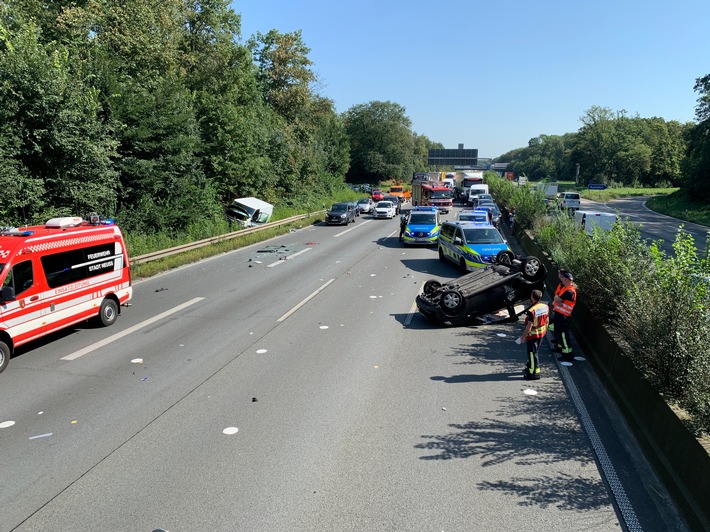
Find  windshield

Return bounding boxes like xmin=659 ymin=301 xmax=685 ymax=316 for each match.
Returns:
xmin=231 ymin=202 xmax=256 ymax=217
xmin=377 ymin=202 xmax=393 ymax=208
xmin=463 ymin=227 xmax=505 ymax=244
xmin=430 ymin=190 xmax=452 ymax=199
xmin=357 ymin=199 xmax=370 ymax=204
xmin=409 ymin=214 xmax=436 ymax=225
xmin=330 ymin=204 xmax=347 ymax=212
xmin=462 ymin=178 xmax=482 ymax=187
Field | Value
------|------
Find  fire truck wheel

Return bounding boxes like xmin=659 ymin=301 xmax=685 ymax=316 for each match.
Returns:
xmin=98 ymin=298 xmax=119 ymax=327
xmin=0 ymin=341 xmax=9 ymax=373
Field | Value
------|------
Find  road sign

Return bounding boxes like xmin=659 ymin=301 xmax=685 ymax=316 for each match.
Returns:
xmin=588 ymin=184 xmax=608 ymax=190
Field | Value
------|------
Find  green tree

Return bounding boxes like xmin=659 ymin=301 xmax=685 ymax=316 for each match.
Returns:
xmin=0 ymin=18 xmax=118 ymax=223
xmin=344 ymin=101 xmax=413 ymax=183
xmin=249 ymin=29 xmax=316 ymax=122
xmin=682 ymin=74 xmax=710 ymax=200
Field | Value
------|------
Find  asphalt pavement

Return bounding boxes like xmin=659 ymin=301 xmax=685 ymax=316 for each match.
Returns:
xmin=499 ymin=217 xmax=691 ymax=532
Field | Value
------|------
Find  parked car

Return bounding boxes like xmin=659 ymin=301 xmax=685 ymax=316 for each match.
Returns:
xmin=415 ymin=253 xmax=546 ymax=326
xmin=371 ymin=189 xmax=384 ymax=202
xmin=357 ymin=197 xmax=374 ymax=213
xmin=557 ymin=192 xmax=581 ymax=211
xmin=347 ymin=201 xmax=361 ymax=216
xmin=373 ymin=201 xmax=397 ymax=219
xmin=471 ymin=193 xmax=494 ymax=208
xmin=478 ymin=203 xmax=502 ymax=227
xmin=438 ymin=221 xmax=510 ymax=272
xmin=326 ymin=202 xmax=357 ymax=225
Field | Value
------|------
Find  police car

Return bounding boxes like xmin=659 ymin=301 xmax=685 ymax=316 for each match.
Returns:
xmin=456 ymin=208 xmax=491 ymax=224
xmin=438 ymin=220 xmax=510 ymax=272
xmin=402 ymin=206 xmax=440 ymax=245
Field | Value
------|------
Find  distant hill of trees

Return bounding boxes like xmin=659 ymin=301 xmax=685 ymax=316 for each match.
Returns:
xmin=496 ymin=89 xmax=710 ymax=203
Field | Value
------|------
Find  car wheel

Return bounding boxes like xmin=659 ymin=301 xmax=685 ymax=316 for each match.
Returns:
xmin=438 ymin=247 xmax=445 ymax=262
xmin=496 ymin=250 xmax=515 ymax=266
xmin=0 ymin=340 xmax=10 ymax=373
xmin=423 ymin=280 xmax=442 ymax=297
xmin=98 ymin=298 xmax=119 ymax=327
xmin=440 ymin=289 xmax=466 ymax=316
xmin=459 ymin=257 xmax=468 ymax=274
xmin=521 ymin=256 xmax=544 ymax=281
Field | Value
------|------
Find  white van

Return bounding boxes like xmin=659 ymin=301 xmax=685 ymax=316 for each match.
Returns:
xmin=574 ymin=210 xmax=617 ymax=235
xmin=226 ymin=197 xmax=274 ymax=228
xmin=467 ymin=184 xmax=489 ymax=206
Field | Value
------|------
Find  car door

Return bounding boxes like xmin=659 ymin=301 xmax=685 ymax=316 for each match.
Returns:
xmin=0 ymin=257 xmax=47 ymax=345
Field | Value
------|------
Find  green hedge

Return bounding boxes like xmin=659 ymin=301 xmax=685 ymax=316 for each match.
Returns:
xmin=487 ymin=173 xmax=710 ymax=435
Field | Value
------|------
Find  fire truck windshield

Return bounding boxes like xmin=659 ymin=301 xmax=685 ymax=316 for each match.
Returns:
xmin=430 ymin=190 xmax=452 ymax=199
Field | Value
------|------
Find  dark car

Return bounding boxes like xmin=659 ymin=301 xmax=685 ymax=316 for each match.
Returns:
xmin=326 ymin=202 xmax=357 ymax=225
xmin=382 ymin=195 xmax=401 ymax=214
xmin=415 ymin=252 xmax=546 ymax=326
xmin=347 ymin=201 xmax=361 ymax=216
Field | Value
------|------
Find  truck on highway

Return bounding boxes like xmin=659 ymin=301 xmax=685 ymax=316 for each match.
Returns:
xmin=411 ymin=181 xmax=453 ymax=213
xmin=460 ymin=171 xmax=484 ymax=201
xmin=536 ymin=182 xmax=559 ymax=202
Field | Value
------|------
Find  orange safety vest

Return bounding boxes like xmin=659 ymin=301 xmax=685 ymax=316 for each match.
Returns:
xmin=526 ymin=302 xmax=549 ymax=339
xmin=552 ymin=284 xmax=577 ymax=317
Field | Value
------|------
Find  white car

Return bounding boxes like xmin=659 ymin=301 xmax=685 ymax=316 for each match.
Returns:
xmin=356 ymin=197 xmax=374 ymax=213
xmin=373 ymin=201 xmax=397 ymax=219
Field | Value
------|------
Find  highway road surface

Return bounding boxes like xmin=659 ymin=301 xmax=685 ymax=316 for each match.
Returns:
xmin=0 ymin=206 xmax=690 ymax=531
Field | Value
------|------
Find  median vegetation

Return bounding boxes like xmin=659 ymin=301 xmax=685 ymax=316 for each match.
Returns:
xmin=487 ymin=172 xmax=710 ymax=436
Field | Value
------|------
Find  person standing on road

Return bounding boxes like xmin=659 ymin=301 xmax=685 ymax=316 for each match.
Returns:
xmin=549 ymin=269 xmax=577 ymax=361
xmin=518 ymin=289 xmax=549 ymax=380
xmin=399 ymin=212 xmax=408 ymax=242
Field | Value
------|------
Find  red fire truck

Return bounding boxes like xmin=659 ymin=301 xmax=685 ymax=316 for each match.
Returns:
xmin=0 ymin=215 xmax=132 ymax=373
xmin=411 ymin=181 xmax=453 ymax=213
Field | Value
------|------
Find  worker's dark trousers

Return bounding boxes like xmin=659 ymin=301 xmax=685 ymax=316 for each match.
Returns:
xmin=551 ymin=311 xmax=573 ymax=356
xmin=525 ymin=338 xmax=542 ymax=378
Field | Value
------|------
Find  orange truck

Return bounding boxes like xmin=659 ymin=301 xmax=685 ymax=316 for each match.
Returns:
xmin=389 ymin=185 xmax=412 ymax=202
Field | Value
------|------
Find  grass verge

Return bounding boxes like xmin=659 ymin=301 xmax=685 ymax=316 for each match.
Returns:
xmin=130 ymin=214 xmax=323 ymax=280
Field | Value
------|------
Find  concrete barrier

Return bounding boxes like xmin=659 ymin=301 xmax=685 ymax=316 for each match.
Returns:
xmin=516 ymin=228 xmax=710 ymax=531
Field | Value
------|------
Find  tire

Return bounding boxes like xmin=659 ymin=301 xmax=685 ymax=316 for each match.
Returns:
xmin=459 ymin=257 xmax=468 ymax=274
xmin=440 ymin=289 xmax=466 ymax=317
xmin=98 ymin=298 xmax=119 ymax=327
xmin=423 ymin=280 xmax=442 ymax=297
xmin=521 ymin=256 xmax=544 ymax=281
xmin=0 ymin=340 xmax=10 ymax=373
xmin=496 ymin=250 xmax=515 ymax=266
xmin=438 ymin=246 xmax=446 ymax=262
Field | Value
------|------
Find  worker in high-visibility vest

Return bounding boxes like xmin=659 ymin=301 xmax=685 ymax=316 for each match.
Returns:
xmin=549 ymin=269 xmax=577 ymax=361
xmin=519 ymin=289 xmax=549 ymax=380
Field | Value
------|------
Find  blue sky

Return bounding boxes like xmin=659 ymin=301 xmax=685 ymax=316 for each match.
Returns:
xmin=232 ymin=0 xmax=710 ymax=158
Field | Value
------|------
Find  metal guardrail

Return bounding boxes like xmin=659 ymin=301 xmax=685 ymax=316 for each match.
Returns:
xmin=131 ymin=210 xmax=325 ymax=265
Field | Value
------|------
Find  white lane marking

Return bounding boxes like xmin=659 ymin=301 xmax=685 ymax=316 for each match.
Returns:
xmin=61 ymin=297 xmax=205 ymax=361
xmin=333 ymin=219 xmax=370 ymax=237
xmin=29 ymin=433 xmax=53 ymax=440
xmin=404 ymin=300 xmax=418 ymax=326
xmin=277 ymin=279 xmax=335 ymax=322
xmin=267 ymin=247 xmax=311 ymax=267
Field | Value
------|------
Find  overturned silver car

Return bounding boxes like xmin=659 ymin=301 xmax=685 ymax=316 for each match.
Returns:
xmin=415 ymin=251 xmax=546 ymax=326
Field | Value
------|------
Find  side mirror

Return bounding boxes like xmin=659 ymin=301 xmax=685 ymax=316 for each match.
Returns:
xmin=1 ymin=285 xmax=15 ymax=302
xmin=454 ymin=237 xmax=463 ymax=245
